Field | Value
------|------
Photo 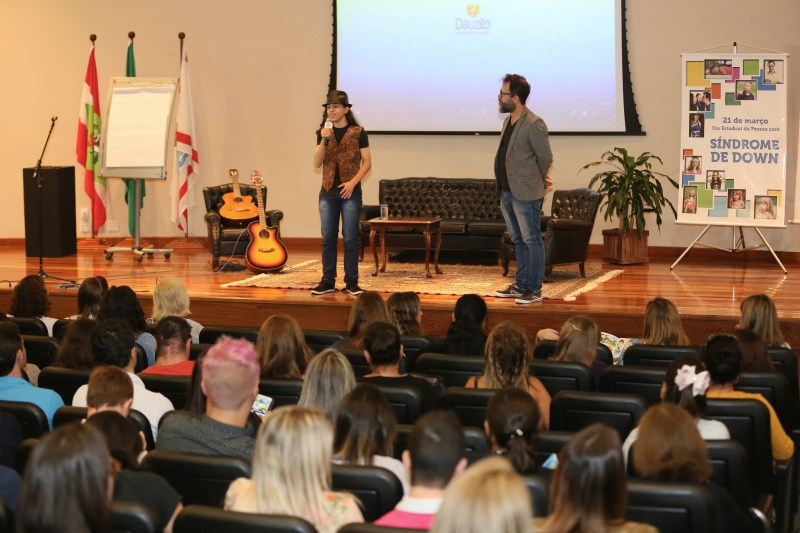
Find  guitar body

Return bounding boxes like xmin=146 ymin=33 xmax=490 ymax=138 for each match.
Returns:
xmin=245 ymin=221 xmax=288 ymax=273
xmin=219 ymin=192 xmax=259 ymax=228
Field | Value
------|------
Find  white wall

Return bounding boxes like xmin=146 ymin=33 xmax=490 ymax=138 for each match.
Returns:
xmin=1 ymin=0 xmax=799 ymax=250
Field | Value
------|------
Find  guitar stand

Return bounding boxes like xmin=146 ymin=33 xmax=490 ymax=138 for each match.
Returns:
xmin=104 ymin=179 xmax=173 ymax=262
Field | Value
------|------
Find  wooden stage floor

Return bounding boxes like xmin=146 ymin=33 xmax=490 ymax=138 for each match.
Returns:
xmin=0 ymin=244 xmax=798 ymax=346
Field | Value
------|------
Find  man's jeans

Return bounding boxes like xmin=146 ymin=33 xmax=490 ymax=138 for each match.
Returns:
xmin=500 ymin=190 xmax=544 ymax=293
xmin=319 ymin=191 xmax=362 ymax=284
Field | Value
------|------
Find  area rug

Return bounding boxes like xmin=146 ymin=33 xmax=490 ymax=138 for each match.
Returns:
xmin=222 ymin=260 xmax=623 ymax=301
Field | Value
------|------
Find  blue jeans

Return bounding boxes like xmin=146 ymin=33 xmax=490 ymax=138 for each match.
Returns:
xmin=319 ymin=191 xmax=362 ymax=284
xmin=500 ymin=190 xmax=544 ymax=293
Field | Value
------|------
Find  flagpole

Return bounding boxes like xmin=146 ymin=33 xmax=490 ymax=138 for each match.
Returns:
xmin=178 ymin=32 xmax=188 ymax=238
xmin=89 ymin=34 xmax=97 ymax=239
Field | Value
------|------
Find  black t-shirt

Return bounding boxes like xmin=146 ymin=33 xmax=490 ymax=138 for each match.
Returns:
xmin=495 ymin=119 xmax=517 ymax=192
xmin=114 ymin=470 xmax=182 ymax=529
xmin=317 ymin=125 xmax=370 ymax=195
xmin=358 ymin=374 xmax=438 ymax=413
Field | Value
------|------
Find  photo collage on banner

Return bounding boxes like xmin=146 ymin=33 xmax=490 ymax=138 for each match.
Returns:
xmin=678 ymin=53 xmax=788 ymax=227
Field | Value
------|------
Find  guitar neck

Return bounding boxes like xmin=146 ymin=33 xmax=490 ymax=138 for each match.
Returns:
xmin=232 ymin=173 xmax=243 ymax=199
xmin=256 ymin=185 xmax=267 ymax=230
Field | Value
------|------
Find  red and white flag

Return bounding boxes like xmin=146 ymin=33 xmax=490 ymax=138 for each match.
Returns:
xmin=76 ymin=46 xmax=107 ymax=235
xmin=170 ymin=50 xmax=199 ymax=231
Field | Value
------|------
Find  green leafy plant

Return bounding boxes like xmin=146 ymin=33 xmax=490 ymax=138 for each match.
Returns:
xmin=583 ymin=148 xmax=678 ymax=239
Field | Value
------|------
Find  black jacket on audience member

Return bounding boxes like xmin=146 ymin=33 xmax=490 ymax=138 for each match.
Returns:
xmin=426 ymin=322 xmax=487 ymax=357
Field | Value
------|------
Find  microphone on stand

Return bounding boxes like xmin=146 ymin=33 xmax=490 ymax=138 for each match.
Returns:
xmin=323 ymin=117 xmax=333 ymax=146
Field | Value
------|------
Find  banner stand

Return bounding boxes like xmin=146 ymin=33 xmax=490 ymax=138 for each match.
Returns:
xmin=670 ymin=225 xmax=787 ymax=273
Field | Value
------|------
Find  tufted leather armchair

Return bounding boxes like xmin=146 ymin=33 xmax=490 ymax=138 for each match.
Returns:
xmin=501 ymin=188 xmax=600 ymax=277
xmin=359 ymin=178 xmax=507 ymax=258
xmin=203 ymin=184 xmax=284 ymax=268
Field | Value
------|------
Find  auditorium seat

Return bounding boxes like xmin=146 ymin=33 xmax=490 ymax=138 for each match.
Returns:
xmin=536 ymin=430 xmax=574 ymax=467
xmin=331 ymin=464 xmax=403 ymax=522
xmin=736 ymin=371 xmax=796 ymax=433
xmin=52 ymin=318 xmax=74 ymax=340
xmin=53 ymin=406 xmax=155 ymax=450
xmin=530 ymin=359 xmax=593 ymax=396
xmin=533 ymin=340 xmax=613 ymax=365
xmin=706 ymin=439 xmax=755 ymax=510
xmin=549 ymin=391 xmax=646 ymax=441
xmin=199 ymin=326 xmax=258 ymax=344
xmin=622 ymin=344 xmax=701 ymax=367
xmin=174 ymin=505 xmax=318 ymax=533
xmin=112 ymin=501 xmax=160 ymax=533
xmin=189 ymin=343 xmax=212 ymax=361
xmin=37 ymin=366 xmax=92 ymax=405
xmin=143 ymin=449 xmax=251 ymax=507
xmin=15 ymin=438 xmax=38 ymax=475
xmin=137 ymin=374 xmax=191 ymax=410
xmin=626 ymin=479 xmax=717 ymax=533
xmin=767 ymin=348 xmax=799 ymax=398
xmin=340 ymin=348 xmax=372 ymax=377
xmin=21 ymin=335 xmax=59 ymax=369
xmin=599 ymin=365 xmax=666 ymax=406
xmin=522 ymin=474 xmax=550 ymax=517
xmin=437 ymin=388 xmax=497 ymax=428
xmin=134 ymin=342 xmax=148 ymax=373
xmin=0 ymin=401 xmax=49 ymax=439
xmin=340 ymin=524 xmax=422 ymax=533
xmin=399 ymin=335 xmax=430 ymax=370
xmin=303 ymin=330 xmax=345 ymax=353
xmin=412 ymin=353 xmax=483 ymax=388
xmin=8 ymin=317 xmax=47 ymax=336
xmin=394 ymin=425 xmax=489 ymax=460
xmin=372 ymin=385 xmax=424 ymax=424
xmin=259 ymin=378 xmax=304 ymax=408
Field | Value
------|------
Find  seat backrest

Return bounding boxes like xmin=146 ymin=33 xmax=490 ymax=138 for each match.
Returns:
xmin=21 ymin=335 xmax=59 ymax=369
xmin=331 ymin=464 xmax=404 ymax=522
xmin=767 ymin=347 xmax=799 ymax=398
xmin=189 ymin=343 xmax=212 ymax=361
xmin=52 ymin=318 xmax=74 ymax=340
xmin=339 ymin=524 xmax=423 ymax=533
xmin=303 ymin=330 xmax=345 ymax=353
xmin=535 ymin=430 xmax=574 ymax=467
xmin=550 ymin=188 xmax=601 ymax=222
xmin=0 ymin=495 xmax=13 ymax=533
xmin=735 ymin=371 xmax=794 ymax=434
xmin=599 ymin=365 xmax=666 ymax=406
xmin=400 ymin=335 xmax=430 ymax=370
xmin=437 ymin=387 xmax=497 ymax=428
xmin=175 ymin=505 xmax=318 ymax=533
xmin=340 ymin=349 xmax=372 ymax=378
xmin=705 ymin=398 xmax=773 ymax=500
xmin=533 ymin=340 xmax=612 ymax=365
xmin=137 ymin=374 xmax=191 ymax=410
xmin=373 ymin=385 xmax=423 ymax=425
xmin=53 ymin=406 xmax=155 ymax=451
xmin=198 ymin=326 xmax=259 ymax=344
xmin=15 ymin=437 xmax=38 ymax=475
xmin=530 ymin=360 xmax=592 ymax=396
xmin=112 ymin=500 xmax=160 ymax=533
xmin=706 ymin=439 xmax=753 ymax=509
xmin=8 ymin=317 xmax=47 ymax=336
xmin=143 ymin=449 xmax=252 ymax=507
xmin=412 ymin=353 xmax=483 ymax=388
xmin=134 ymin=343 xmax=148 ymax=373
xmin=626 ymin=479 xmax=717 ymax=533
xmin=258 ymin=379 xmax=304 ymax=408
xmin=393 ymin=425 xmax=489 ymax=460
xmin=0 ymin=400 xmax=49 ymax=439
xmin=622 ymin=345 xmax=702 ymax=367
xmin=522 ymin=474 xmax=550 ymax=517
xmin=38 ymin=366 xmax=92 ymax=405
xmin=549 ymin=391 xmax=647 ymax=441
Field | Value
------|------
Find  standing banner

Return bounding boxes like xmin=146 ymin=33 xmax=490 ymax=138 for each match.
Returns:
xmin=678 ymin=53 xmax=787 ymax=228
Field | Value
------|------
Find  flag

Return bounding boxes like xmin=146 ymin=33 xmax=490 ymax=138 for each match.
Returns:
xmin=170 ymin=50 xmax=199 ymax=231
xmin=122 ymin=41 xmax=144 ymax=237
xmin=76 ymin=46 xmax=106 ymax=235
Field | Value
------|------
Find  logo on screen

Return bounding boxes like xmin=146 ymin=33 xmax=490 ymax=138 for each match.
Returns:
xmin=467 ymin=4 xmax=480 ymax=17
xmin=456 ymin=4 xmax=489 ymax=33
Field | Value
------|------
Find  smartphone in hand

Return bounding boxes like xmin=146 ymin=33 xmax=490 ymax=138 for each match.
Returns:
xmin=251 ymin=394 xmax=274 ymax=417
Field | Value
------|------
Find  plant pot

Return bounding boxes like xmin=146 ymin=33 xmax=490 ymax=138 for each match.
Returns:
xmin=602 ymin=229 xmax=649 ymax=265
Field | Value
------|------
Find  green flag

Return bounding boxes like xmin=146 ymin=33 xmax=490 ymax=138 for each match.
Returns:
xmin=123 ymin=41 xmax=145 ymax=237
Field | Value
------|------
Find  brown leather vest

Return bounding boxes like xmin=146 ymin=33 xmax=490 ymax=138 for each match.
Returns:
xmin=322 ymin=125 xmax=363 ymax=192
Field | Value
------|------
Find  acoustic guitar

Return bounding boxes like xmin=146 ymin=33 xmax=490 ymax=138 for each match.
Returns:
xmin=245 ymin=171 xmax=288 ymax=273
xmin=219 ymin=169 xmax=259 ymax=228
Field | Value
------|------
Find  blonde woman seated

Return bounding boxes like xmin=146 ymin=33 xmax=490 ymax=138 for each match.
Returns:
xmin=225 ymin=406 xmax=363 ymax=533
xmin=465 ymin=321 xmax=551 ymax=429
xmin=550 ymin=316 xmax=605 ymax=390
xmin=255 ymin=315 xmax=314 ymax=379
xmin=147 ymin=276 xmax=203 ymax=343
xmin=738 ymin=294 xmax=790 ymax=348
xmin=333 ymin=291 xmax=391 ymax=350
xmin=430 ymin=457 xmax=532 ymax=533
xmin=298 ymin=348 xmax=356 ymax=421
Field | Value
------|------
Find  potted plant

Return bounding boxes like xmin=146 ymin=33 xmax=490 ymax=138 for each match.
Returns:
xmin=583 ymin=148 xmax=678 ymax=265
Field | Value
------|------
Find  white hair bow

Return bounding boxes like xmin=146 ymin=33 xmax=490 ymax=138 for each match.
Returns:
xmin=674 ymin=365 xmax=710 ymax=396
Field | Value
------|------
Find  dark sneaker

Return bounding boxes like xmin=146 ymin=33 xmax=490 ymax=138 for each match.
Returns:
xmin=515 ymin=291 xmax=543 ymax=305
xmin=311 ymin=280 xmax=335 ymax=295
xmin=495 ymin=284 xmax=524 ymax=298
xmin=345 ymin=282 xmax=364 ymax=296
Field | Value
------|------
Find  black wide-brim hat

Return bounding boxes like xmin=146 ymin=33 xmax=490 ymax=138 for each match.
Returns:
xmin=322 ymin=90 xmax=352 ymax=107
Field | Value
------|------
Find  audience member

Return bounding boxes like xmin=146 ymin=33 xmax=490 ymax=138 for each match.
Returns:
xmin=734 ymin=329 xmax=776 ymax=372
xmin=430 ymin=457 xmax=532 ymax=533
xmin=72 ymin=319 xmax=174 ymax=439
xmin=333 ymin=383 xmax=409 ymax=493
xmin=157 ymin=336 xmax=259 ymax=461
xmin=633 ymin=404 xmax=757 ymax=533
xmin=16 ymin=423 xmax=112 ymax=533
xmin=147 ymin=276 xmax=204 ymax=343
xmin=387 ymin=292 xmax=424 ymax=335
xmin=484 ymin=387 xmax=543 ymax=476
xmin=360 ymin=321 xmax=437 ymax=412
xmin=87 ymin=411 xmax=183 ymax=533
xmin=333 ymin=291 xmax=390 ymax=350
xmin=739 ymin=294 xmax=789 ymax=348
xmin=255 ymin=315 xmax=313 ymax=379
xmin=375 ymin=411 xmax=467 ymax=529
xmin=427 ymin=294 xmax=488 ymax=356
xmin=225 ymin=406 xmax=363 ymax=532
xmin=67 ymin=277 xmax=104 ymax=320
xmin=298 ymin=348 xmax=356 ymax=421
xmin=536 ymin=424 xmax=658 ymax=533
xmin=98 ymin=285 xmax=158 ymax=366
xmin=704 ymin=334 xmax=794 ymax=460
xmin=7 ymin=274 xmax=57 ymax=336
xmin=614 ymin=297 xmax=691 ymax=361
xmin=622 ymin=356 xmax=729 ymax=463
xmin=53 ymin=318 xmax=97 ymax=370
xmin=0 ymin=461 xmax=20 ymax=512
xmin=551 ymin=315 xmax=605 ymax=390
xmin=0 ymin=322 xmax=63 ymax=428
xmin=465 ymin=321 xmax=551 ymax=428
xmin=142 ymin=316 xmax=195 ymax=376
xmin=86 ymin=365 xmax=134 ymax=418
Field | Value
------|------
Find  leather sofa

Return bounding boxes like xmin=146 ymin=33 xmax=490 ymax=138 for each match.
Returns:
xmin=360 ymin=178 xmax=507 ymax=257
xmin=203 ymin=184 xmax=284 ymax=268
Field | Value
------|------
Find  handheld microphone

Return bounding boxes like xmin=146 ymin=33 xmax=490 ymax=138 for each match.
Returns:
xmin=323 ymin=117 xmax=333 ymax=146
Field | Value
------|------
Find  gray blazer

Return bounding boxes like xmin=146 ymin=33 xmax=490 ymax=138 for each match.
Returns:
xmin=494 ymin=107 xmax=553 ymax=201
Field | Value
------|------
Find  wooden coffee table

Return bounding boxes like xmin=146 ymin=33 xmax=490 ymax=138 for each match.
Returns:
xmin=368 ymin=217 xmax=443 ymax=278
